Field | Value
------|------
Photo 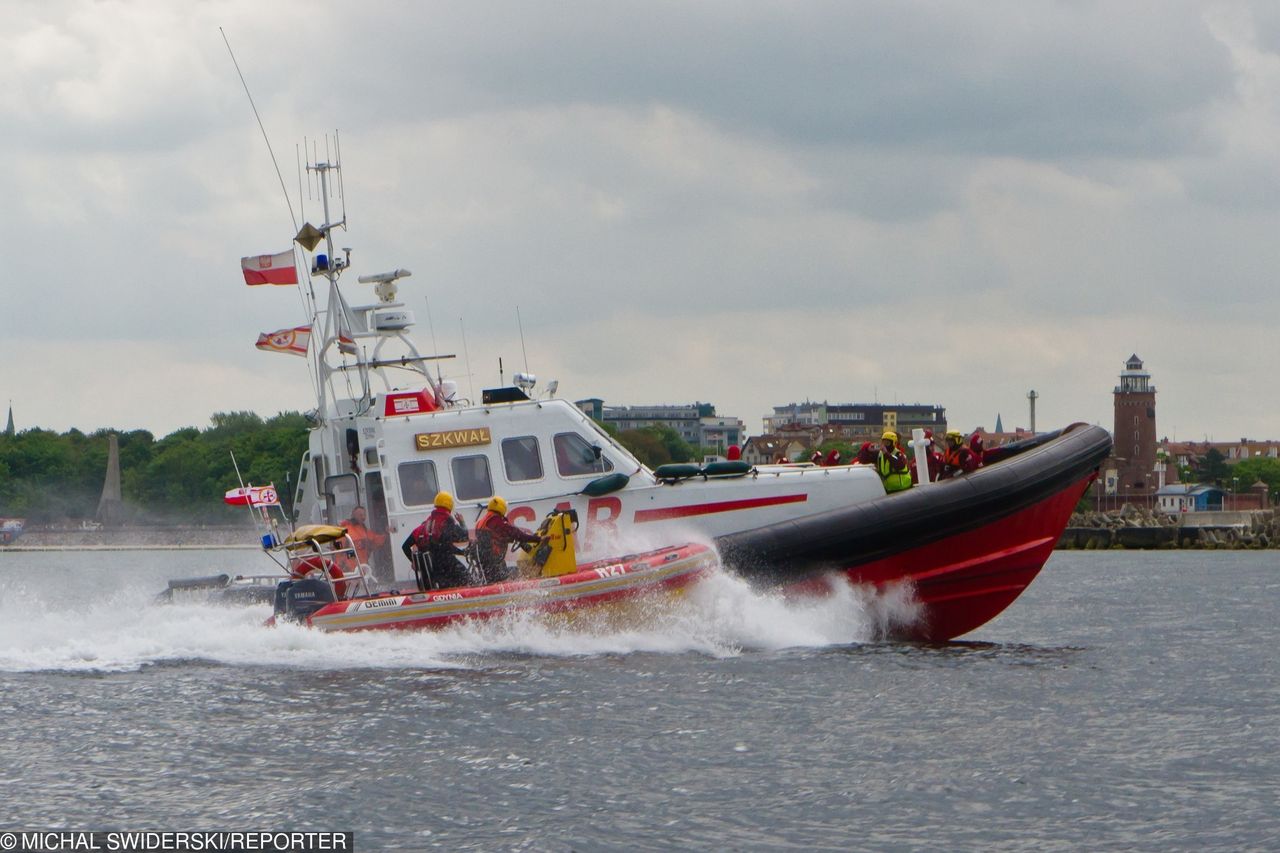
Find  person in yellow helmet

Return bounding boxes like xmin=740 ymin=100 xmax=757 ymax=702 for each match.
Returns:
xmin=876 ymin=430 xmax=912 ymax=493
xmin=938 ymin=430 xmax=979 ymax=480
xmin=401 ymin=490 xmax=471 ymax=590
xmin=474 ymin=496 xmax=540 ymax=583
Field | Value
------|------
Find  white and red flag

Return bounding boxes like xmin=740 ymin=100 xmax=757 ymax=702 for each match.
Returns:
xmin=223 ymin=484 xmax=281 ymax=507
xmin=241 ymin=250 xmax=299 ymax=286
xmin=255 ymin=325 xmax=311 ymax=357
xmin=338 ymin=333 xmax=358 ymax=355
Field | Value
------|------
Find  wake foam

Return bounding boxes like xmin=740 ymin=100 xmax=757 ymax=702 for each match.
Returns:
xmin=0 ymin=563 xmax=922 ymax=674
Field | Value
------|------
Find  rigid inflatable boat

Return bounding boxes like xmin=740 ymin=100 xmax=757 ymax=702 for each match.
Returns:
xmin=269 ymin=509 xmax=715 ymax=632
xmin=717 ymin=423 xmax=1112 ymax=641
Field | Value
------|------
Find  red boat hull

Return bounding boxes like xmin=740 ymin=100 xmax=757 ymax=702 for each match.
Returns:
xmin=838 ymin=473 xmax=1092 ymax=641
xmin=719 ymin=424 xmax=1112 ymax=642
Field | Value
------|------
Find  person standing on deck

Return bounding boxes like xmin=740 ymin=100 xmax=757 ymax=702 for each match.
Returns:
xmin=474 ymin=496 xmax=540 ymax=584
xmin=341 ymin=505 xmax=388 ymax=578
xmin=401 ymin=491 xmax=471 ymax=590
xmin=876 ymin=431 xmax=912 ymax=493
xmin=939 ymin=430 xmax=980 ymax=480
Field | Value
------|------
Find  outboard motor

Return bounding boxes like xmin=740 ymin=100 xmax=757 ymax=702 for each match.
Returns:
xmin=272 ymin=577 xmax=337 ymax=624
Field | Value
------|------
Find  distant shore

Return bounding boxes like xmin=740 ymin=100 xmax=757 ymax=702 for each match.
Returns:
xmin=2 ymin=544 xmax=261 ymax=552
xmin=0 ymin=525 xmax=262 ymax=552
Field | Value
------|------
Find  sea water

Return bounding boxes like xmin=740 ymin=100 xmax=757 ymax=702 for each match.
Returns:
xmin=0 ymin=549 xmax=1276 ymax=851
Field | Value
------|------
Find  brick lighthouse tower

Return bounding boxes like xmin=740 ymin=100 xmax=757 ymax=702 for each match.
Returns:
xmin=1111 ymin=354 xmax=1157 ymax=500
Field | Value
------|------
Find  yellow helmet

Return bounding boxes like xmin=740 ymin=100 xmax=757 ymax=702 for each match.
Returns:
xmin=946 ymin=430 xmax=963 ymax=443
xmin=487 ymin=496 xmax=508 ymax=515
xmin=882 ymin=430 xmax=898 ymax=442
xmin=434 ymin=491 xmax=455 ymax=511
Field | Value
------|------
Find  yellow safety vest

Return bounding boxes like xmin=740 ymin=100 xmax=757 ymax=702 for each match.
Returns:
xmin=877 ymin=451 xmax=913 ymax=493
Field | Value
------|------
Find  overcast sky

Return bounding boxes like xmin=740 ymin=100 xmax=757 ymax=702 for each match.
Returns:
xmin=3 ymin=1 xmax=1279 ymax=441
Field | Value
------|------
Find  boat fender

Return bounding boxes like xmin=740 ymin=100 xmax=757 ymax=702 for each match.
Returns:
xmin=581 ymin=472 xmax=630 ymax=496
xmin=273 ymin=577 xmax=337 ymax=624
xmin=702 ymin=461 xmax=752 ymax=478
xmin=653 ymin=463 xmax=702 ymax=482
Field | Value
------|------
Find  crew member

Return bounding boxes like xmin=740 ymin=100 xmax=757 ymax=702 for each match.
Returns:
xmin=474 ymin=496 xmax=540 ymax=584
xmin=341 ymin=505 xmax=388 ymax=577
xmin=876 ymin=430 xmax=913 ymax=493
xmin=810 ymin=450 xmax=824 ymax=466
xmin=939 ymin=430 xmax=980 ymax=480
xmin=855 ymin=441 xmax=877 ymax=465
xmin=825 ymin=449 xmax=842 ymax=467
xmin=401 ymin=491 xmax=472 ymax=590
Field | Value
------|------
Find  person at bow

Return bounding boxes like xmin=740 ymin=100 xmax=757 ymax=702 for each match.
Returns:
xmin=876 ymin=430 xmax=913 ymax=493
xmin=939 ymin=430 xmax=981 ymax=480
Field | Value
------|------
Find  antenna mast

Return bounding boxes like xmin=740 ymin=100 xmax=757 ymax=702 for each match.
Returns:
xmin=517 ymin=305 xmax=530 ymax=373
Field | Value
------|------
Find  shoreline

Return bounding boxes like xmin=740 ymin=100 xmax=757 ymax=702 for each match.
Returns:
xmin=1 ymin=544 xmax=262 ymax=552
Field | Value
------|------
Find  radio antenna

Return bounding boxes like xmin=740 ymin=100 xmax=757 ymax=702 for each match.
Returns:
xmin=423 ymin=294 xmax=443 ymax=384
xmin=460 ymin=316 xmax=476 ymax=402
xmin=517 ymin=305 xmax=530 ymax=373
xmin=220 ymin=28 xmax=296 ymax=232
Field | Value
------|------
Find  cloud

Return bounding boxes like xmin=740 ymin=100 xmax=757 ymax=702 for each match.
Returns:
xmin=2 ymin=0 xmax=1280 ymax=444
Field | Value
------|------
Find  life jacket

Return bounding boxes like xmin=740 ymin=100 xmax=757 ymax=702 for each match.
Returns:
xmin=475 ymin=510 xmax=506 ymax=562
xmin=943 ymin=444 xmax=977 ymax=474
xmin=414 ymin=508 xmax=456 ymax=550
xmin=877 ymin=450 xmax=913 ymax=493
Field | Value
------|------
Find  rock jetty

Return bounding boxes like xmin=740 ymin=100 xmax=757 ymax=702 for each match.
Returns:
xmin=1058 ymin=505 xmax=1278 ymax=550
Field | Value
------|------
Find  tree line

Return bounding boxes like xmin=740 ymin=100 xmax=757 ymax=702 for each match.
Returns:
xmin=0 ymin=413 xmax=702 ymax=525
xmin=0 ymin=411 xmax=309 ymax=525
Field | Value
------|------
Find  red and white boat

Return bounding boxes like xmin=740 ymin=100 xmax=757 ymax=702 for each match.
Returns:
xmin=194 ymin=144 xmax=1112 ymax=642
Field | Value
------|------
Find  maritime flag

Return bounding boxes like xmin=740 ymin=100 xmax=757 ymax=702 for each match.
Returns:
xmin=255 ymin=325 xmax=311 ymax=357
xmin=224 ymin=485 xmax=281 ymax=507
xmin=241 ymin=250 xmax=299 ymax=285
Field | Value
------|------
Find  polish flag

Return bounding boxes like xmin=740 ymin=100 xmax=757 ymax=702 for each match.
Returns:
xmin=241 ymin=250 xmax=299 ymax=285
xmin=255 ymin=325 xmax=311 ymax=357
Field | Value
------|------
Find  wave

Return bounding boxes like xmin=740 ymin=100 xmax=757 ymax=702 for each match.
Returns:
xmin=0 ymin=560 xmax=922 ymax=674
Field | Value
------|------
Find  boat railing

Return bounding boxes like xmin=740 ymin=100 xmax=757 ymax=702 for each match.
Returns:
xmin=286 ymin=534 xmax=375 ymax=600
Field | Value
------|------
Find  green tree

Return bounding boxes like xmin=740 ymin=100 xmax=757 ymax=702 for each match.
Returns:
xmin=1198 ymin=448 xmax=1230 ymax=485
xmin=617 ymin=429 xmax=672 ymax=467
xmin=0 ymin=413 xmax=309 ymax=524
xmin=1229 ymin=457 xmax=1280 ymax=503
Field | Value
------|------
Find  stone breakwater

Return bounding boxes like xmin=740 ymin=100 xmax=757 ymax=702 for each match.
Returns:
xmin=1058 ymin=506 xmax=1279 ymax=550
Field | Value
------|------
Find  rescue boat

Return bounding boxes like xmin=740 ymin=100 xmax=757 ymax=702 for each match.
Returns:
xmin=269 ymin=510 xmax=716 ymax=632
xmin=171 ymin=143 xmax=1114 ymax=642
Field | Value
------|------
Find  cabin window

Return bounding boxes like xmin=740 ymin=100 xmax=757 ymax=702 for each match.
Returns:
xmin=452 ymin=455 xmax=494 ymax=501
xmin=502 ymin=436 xmax=544 ymax=482
xmin=553 ymin=432 xmax=614 ymax=477
xmin=398 ymin=460 xmax=439 ymax=507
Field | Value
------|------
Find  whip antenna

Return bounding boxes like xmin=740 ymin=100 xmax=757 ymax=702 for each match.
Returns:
xmin=517 ymin=305 xmax=529 ymax=373
xmin=220 ymin=28 xmax=296 ymax=232
xmin=460 ymin=316 xmax=476 ymax=402
xmin=423 ymin=295 xmax=443 ymax=384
